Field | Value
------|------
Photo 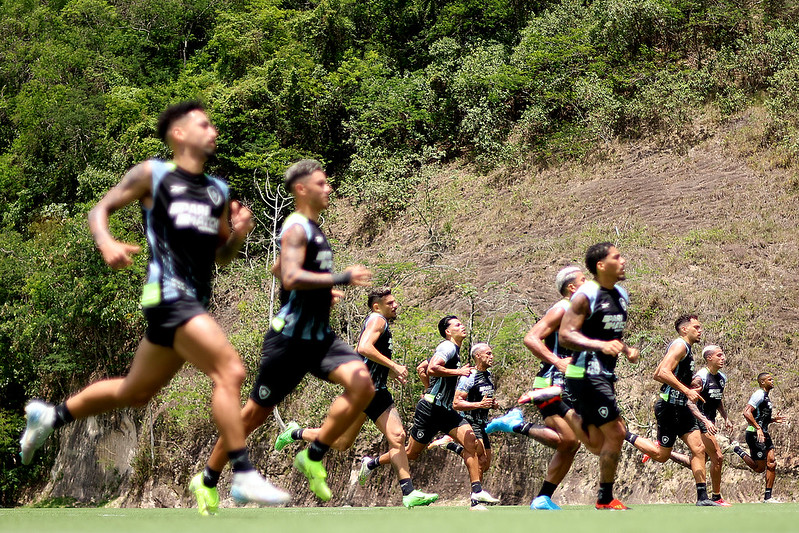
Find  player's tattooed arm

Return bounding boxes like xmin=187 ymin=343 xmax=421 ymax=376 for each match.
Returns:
xmin=88 ymin=161 xmax=152 ymax=269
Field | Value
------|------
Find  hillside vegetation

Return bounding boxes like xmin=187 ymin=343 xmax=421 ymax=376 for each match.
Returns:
xmin=3 ymin=0 xmax=799 ymax=507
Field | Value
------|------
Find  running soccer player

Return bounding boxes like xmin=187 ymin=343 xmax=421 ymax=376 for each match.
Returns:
xmin=188 ymin=159 xmax=375 ymax=513
xmin=273 ymin=287 xmax=439 ymax=508
xmin=623 ymin=314 xmax=720 ymax=506
xmin=19 ymin=101 xmax=288 ymax=506
xmin=486 ymin=265 xmax=599 ymax=510
xmin=452 ymin=342 xmax=498 ymax=507
xmin=559 ymin=242 xmax=640 ymax=510
xmin=358 ymin=316 xmax=506 ymax=510
xmin=691 ymin=345 xmax=734 ymax=505
xmin=731 ymin=372 xmax=786 ymax=502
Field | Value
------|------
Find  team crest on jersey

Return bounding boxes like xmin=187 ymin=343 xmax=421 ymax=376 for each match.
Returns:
xmin=661 ymin=435 xmax=669 ymax=444
xmin=619 ymin=298 xmax=627 ymax=311
xmin=315 ymin=236 xmax=324 ymax=244
xmin=207 ymin=186 xmax=223 ymax=206
xmin=258 ymin=385 xmax=271 ymax=400
xmin=598 ymin=406 xmax=609 ymax=418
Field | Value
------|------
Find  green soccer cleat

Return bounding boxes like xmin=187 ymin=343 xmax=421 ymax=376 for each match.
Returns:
xmin=402 ymin=489 xmax=439 ymax=508
xmin=274 ymin=421 xmax=301 ymax=451
xmin=189 ymin=472 xmax=219 ymax=516
xmin=294 ymin=449 xmax=332 ymax=501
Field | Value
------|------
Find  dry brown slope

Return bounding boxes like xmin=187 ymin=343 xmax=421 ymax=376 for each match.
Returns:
xmin=328 ymin=115 xmax=799 ymax=504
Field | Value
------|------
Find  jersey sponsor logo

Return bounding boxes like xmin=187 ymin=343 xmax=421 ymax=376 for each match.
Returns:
xmin=317 ymin=250 xmax=333 ymax=271
xmin=169 ymin=184 xmax=188 ymax=195
xmin=601 ymin=314 xmax=626 ymax=332
xmin=258 ymin=385 xmax=271 ymax=400
xmin=168 ymin=201 xmax=220 ymax=234
xmin=598 ymin=406 xmax=609 ymax=418
xmin=207 ymin=186 xmax=223 ymax=206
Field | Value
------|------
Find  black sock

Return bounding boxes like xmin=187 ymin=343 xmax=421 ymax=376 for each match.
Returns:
xmin=52 ymin=403 xmax=74 ymax=430
xmin=367 ymin=457 xmax=381 ymax=470
xmin=765 ymin=488 xmax=773 ymax=500
xmin=228 ymin=448 xmax=254 ymax=473
xmin=514 ymin=422 xmax=534 ymax=435
xmin=399 ymin=478 xmax=414 ymax=496
xmin=308 ymin=440 xmax=330 ymax=462
xmin=597 ymin=482 xmax=614 ymax=504
xmin=445 ymin=442 xmax=464 ymax=455
xmin=538 ymin=480 xmax=557 ymax=498
xmin=696 ymin=483 xmax=708 ymax=501
xmin=624 ymin=430 xmax=638 ymax=445
xmin=471 ymin=481 xmax=483 ymax=494
xmin=711 ymin=493 xmax=721 ymax=501
xmin=203 ymin=466 xmax=221 ymax=488
xmin=733 ymin=446 xmax=749 ymax=460
xmin=291 ymin=428 xmax=304 ymax=441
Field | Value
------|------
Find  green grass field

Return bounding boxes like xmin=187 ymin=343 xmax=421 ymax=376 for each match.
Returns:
xmin=1 ymin=504 xmax=796 ymax=533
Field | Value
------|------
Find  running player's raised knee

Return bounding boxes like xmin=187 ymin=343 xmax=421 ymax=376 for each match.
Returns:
xmin=386 ymin=426 xmax=406 ymax=448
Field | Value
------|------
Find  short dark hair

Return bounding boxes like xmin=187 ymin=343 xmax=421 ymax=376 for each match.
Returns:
xmin=285 ymin=159 xmax=323 ymax=191
xmin=438 ymin=315 xmax=458 ymax=339
xmin=757 ymin=372 xmax=771 ymax=384
xmin=157 ymin=100 xmax=205 ymax=143
xmin=367 ymin=287 xmax=392 ymax=309
xmin=674 ymin=314 xmax=698 ymax=333
xmin=585 ymin=242 xmax=615 ymax=276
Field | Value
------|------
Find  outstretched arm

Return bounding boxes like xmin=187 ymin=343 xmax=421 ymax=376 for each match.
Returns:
xmin=280 ymin=224 xmax=371 ymax=290
xmin=688 ymin=374 xmax=714 ymax=433
xmin=524 ymin=305 xmax=570 ymax=373
xmin=358 ymin=316 xmax=407 ymax=383
xmin=88 ymin=161 xmax=152 ymax=269
xmin=654 ymin=343 xmax=702 ymax=404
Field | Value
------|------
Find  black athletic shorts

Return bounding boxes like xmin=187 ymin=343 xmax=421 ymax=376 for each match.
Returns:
xmin=566 ymin=374 xmax=620 ymax=428
xmin=654 ymin=399 xmax=700 ymax=448
xmin=538 ymin=398 xmax=572 ymax=420
xmin=745 ymin=430 xmax=774 ymax=460
xmin=364 ymin=387 xmax=394 ymax=422
xmin=409 ymin=398 xmax=468 ymax=444
xmin=250 ymin=329 xmax=363 ymax=407
xmin=143 ymin=296 xmax=206 ymax=347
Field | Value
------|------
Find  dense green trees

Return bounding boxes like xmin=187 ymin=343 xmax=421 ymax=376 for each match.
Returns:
xmin=3 ymin=0 xmax=799 ymax=505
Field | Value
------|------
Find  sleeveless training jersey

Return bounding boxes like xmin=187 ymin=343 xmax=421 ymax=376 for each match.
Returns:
xmin=659 ymin=339 xmax=694 ymax=406
xmin=534 ymin=299 xmax=574 ymax=389
xmin=273 ymin=213 xmax=334 ymax=341
xmin=141 ymin=159 xmax=229 ymax=309
xmin=359 ymin=313 xmax=393 ymax=390
xmin=746 ymin=388 xmax=774 ymax=433
xmin=695 ymin=368 xmax=727 ymax=420
xmin=428 ymin=340 xmax=461 ymax=409
xmin=570 ymin=280 xmax=629 ymax=376
xmin=457 ymin=369 xmax=494 ymax=426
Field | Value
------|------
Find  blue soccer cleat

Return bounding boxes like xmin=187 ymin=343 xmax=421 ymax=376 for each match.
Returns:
xmin=485 ymin=408 xmax=524 ymax=434
xmin=531 ymin=495 xmax=561 ymax=510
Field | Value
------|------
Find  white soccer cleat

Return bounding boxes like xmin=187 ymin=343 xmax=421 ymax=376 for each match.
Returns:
xmin=230 ymin=470 xmax=290 ymax=506
xmin=471 ymin=490 xmax=500 ymax=504
xmin=20 ymin=400 xmax=56 ymax=465
xmin=358 ymin=456 xmax=373 ymax=486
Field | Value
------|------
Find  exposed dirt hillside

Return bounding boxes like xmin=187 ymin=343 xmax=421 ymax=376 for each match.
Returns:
xmin=33 ymin=108 xmax=799 ymax=508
